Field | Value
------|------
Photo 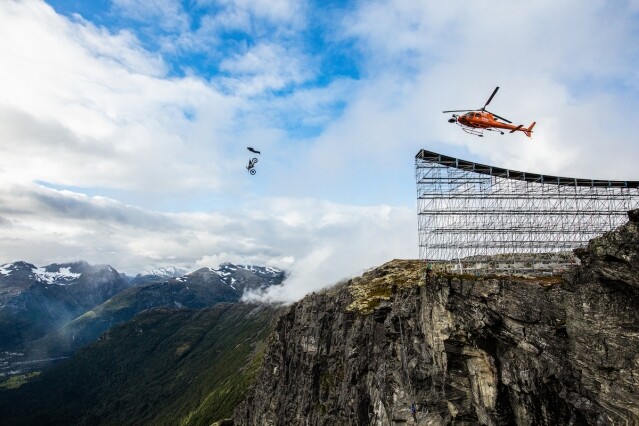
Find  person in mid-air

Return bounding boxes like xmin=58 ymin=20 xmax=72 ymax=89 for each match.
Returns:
xmin=247 ymin=147 xmax=260 ymax=154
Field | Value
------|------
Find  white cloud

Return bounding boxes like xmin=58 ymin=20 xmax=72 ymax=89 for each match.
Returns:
xmin=196 ymin=0 xmax=306 ymax=30
xmin=111 ymin=0 xmax=191 ymax=32
xmin=156 ymin=0 xmax=308 ymax=61
xmin=0 ymin=184 xmax=415 ymax=302
xmin=0 ymin=1 xmax=240 ymax=193
xmin=322 ymin=0 xmax=639 ymax=182
xmin=218 ymin=43 xmax=315 ymax=95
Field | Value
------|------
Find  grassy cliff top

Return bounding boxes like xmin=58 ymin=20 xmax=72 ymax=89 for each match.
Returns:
xmin=346 ymin=259 xmax=424 ymax=313
xmin=344 ymin=259 xmax=564 ymax=314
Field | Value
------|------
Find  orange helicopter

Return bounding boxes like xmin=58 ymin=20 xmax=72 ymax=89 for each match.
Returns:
xmin=443 ymin=87 xmax=536 ymax=137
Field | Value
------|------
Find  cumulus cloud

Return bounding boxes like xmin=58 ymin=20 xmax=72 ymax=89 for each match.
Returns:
xmin=327 ymin=0 xmax=639 ymax=182
xmin=0 ymin=1 xmax=242 ymax=195
xmin=218 ymin=43 xmax=316 ymax=95
xmin=112 ymin=0 xmax=191 ymax=32
xmin=145 ymin=0 xmax=308 ymax=68
xmin=195 ymin=0 xmax=306 ymax=31
xmin=0 ymin=184 xmax=415 ymax=300
xmin=242 ymin=200 xmax=416 ymax=303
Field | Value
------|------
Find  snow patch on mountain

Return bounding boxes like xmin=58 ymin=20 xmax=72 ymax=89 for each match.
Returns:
xmin=32 ymin=267 xmax=81 ymax=285
xmin=0 ymin=264 xmax=13 ymax=276
xmin=202 ymin=263 xmax=285 ymax=288
xmin=208 ymin=267 xmax=231 ymax=278
xmin=142 ymin=266 xmax=190 ymax=278
xmin=0 ymin=262 xmax=86 ymax=285
xmin=234 ymin=264 xmax=283 ymax=277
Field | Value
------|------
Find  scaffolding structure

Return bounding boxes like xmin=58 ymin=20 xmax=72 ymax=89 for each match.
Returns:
xmin=416 ymin=149 xmax=639 ymax=275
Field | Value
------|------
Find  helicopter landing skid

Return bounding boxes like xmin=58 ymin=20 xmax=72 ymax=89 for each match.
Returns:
xmin=457 ymin=122 xmax=504 ymax=137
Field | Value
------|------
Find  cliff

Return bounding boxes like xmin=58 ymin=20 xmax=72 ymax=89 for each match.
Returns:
xmin=233 ymin=209 xmax=639 ymax=425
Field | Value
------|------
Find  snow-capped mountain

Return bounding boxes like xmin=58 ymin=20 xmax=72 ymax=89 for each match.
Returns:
xmin=30 ymin=262 xmax=287 ymax=361
xmin=142 ymin=266 xmax=191 ymax=278
xmin=0 ymin=260 xmax=128 ymax=351
xmin=130 ymin=263 xmax=286 ymax=289
xmin=203 ymin=263 xmax=285 ymax=289
xmin=178 ymin=263 xmax=286 ymax=294
xmin=0 ymin=259 xmax=286 ymax=375
xmin=0 ymin=261 xmax=120 ymax=287
xmin=1 ymin=261 xmax=88 ymax=287
xmin=128 ymin=266 xmax=191 ymax=286
xmin=32 ymin=266 xmax=81 ymax=285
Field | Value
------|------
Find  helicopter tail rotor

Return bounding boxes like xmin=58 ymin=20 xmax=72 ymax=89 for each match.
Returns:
xmin=524 ymin=121 xmax=536 ymax=138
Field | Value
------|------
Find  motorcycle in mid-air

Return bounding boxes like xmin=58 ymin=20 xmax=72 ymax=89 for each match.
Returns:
xmin=246 ymin=157 xmax=258 ymax=175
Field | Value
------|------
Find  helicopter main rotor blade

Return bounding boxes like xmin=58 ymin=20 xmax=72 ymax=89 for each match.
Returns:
xmin=485 ymin=110 xmax=512 ymax=124
xmin=442 ymin=109 xmax=473 ymax=113
xmin=482 ymin=86 xmax=499 ymax=110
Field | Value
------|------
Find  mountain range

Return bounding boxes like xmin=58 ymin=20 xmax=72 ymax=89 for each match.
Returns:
xmin=0 ymin=261 xmax=285 ymax=376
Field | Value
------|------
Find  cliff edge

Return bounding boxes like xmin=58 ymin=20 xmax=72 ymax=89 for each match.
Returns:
xmin=233 ymin=209 xmax=639 ymax=425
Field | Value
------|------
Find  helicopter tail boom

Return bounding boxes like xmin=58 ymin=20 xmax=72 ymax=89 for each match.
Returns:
xmin=524 ymin=121 xmax=536 ymax=138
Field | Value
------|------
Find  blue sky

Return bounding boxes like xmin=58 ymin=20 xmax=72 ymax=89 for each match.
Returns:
xmin=1 ymin=0 xmax=639 ymax=300
xmin=46 ymin=0 xmax=360 ymax=80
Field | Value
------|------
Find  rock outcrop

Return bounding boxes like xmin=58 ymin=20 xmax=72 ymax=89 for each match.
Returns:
xmin=233 ymin=210 xmax=639 ymax=425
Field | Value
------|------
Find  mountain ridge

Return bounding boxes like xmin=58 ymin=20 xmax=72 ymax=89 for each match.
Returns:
xmin=23 ymin=262 xmax=286 ymax=362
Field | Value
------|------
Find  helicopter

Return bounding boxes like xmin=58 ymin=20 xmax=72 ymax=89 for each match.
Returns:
xmin=443 ymin=87 xmax=536 ymax=137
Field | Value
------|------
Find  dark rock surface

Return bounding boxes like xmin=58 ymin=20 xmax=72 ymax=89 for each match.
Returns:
xmin=233 ymin=210 xmax=639 ymax=425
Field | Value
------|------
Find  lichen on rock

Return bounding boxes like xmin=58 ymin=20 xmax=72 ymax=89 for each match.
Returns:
xmin=346 ymin=259 xmax=424 ymax=313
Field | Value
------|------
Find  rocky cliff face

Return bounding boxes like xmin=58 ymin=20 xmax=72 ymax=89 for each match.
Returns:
xmin=233 ymin=210 xmax=639 ymax=425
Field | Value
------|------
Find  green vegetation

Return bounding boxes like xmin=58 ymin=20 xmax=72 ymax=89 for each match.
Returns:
xmin=0 ymin=372 xmax=40 ymax=390
xmin=347 ymin=259 xmax=424 ymax=313
xmin=346 ymin=259 xmax=565 ymax=314
xmin=0 ymin=303 xmax=280 ymax=426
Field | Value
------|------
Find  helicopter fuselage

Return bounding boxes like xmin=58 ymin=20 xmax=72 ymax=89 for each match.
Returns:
xmin=458 ymin=111 xmax=512 ymax=131
xmin=453 ymin=111 xmax=535 ymax=137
